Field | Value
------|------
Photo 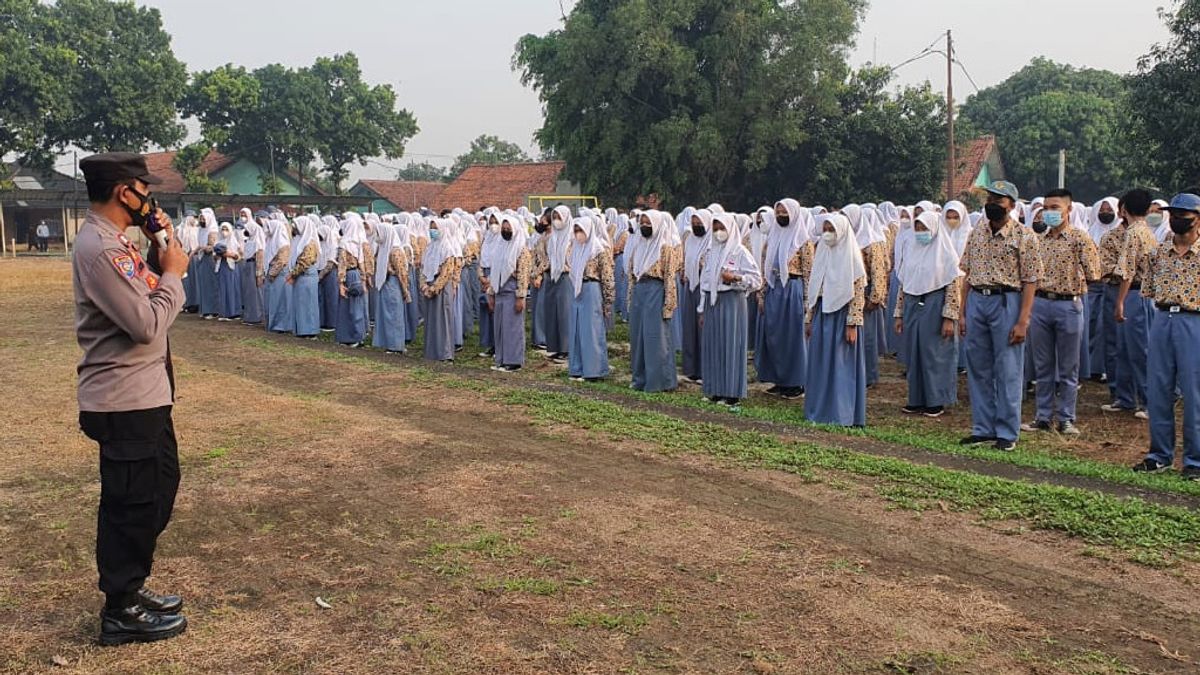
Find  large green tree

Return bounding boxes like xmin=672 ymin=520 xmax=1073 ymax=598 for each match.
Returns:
xmin=0 ymin=0 xmax=186 ymax=167
xmin=397 ymin=161 xmax=448 ymax=182
xmin=515 ymin=0 xmax=865 ymax=209
xmin=448 ymin=134 xmax=530 ymax=179
xmin=958 ymin=58 xmax=1129 ymax=201
xmin=1129 ymin=1 xmax=1200 ymax=191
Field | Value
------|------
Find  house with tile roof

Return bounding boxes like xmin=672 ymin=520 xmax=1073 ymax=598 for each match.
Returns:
xmin=432 ymin=161 xmax=579 ymax=212
xmin=142 ymin=150 xmax=325 ymax=196
xmin=348 ymin=179 xmax=447 ymax=214
xmin=952 ymin=135 xmax=1006 ymax=201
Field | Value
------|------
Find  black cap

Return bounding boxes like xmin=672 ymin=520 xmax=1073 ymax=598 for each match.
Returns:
xmin=79 ymin=152 xmax=163 ymax=187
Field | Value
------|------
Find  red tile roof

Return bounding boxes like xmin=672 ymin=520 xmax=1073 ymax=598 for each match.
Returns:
xmin=355 ymin=179 xmax=447 ymax=211
xmin=433 ymin=161 xmax=567 ymax=212
xmin=141 ymin=150 xmax=325 ymax=195
xmin=951 ymin=135 xmax=999 ymax=198
xmin=143 ymin=150 xmax=236 ymax=194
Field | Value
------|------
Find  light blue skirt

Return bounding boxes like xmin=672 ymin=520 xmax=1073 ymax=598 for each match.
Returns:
xmin=405 ymin=265 xmax=421 ymax=342
xmin=216 ymin=262 xmax=241 ymax=319
xmin=292 ymin=266 xmax=320 ymax=337
xmin=902 ymin=288 xmax=958 ymax=408
xmin=862 ymin=305 xmax=887 ymax=387
xmin=613 ymin=252 xmax=628 ymax=319
xmin=183 ymin=255 xmax=199 ymax=310
xmin=568 ymin=282 xmax=609 ymax=379
xmin=701 ymin=290 xmax=749 ymax=400
xmin=672 ymin=275 xmax=684 ymax=352
xmin=493 ymin=277 xmax=525 ymax=367
xmin=240 ymin=260 xmax=264 ymax=324
xmin=541 ymin=274 xmax=573 ymax=353
xmin=479 ymin=267 xmax=494 ymax=349
xmin=267 ymin=274 xmax=293 ymax=333
xmin=335 ymin=281 xmax=367 ymax=345
xmin=449 ymin=283 xmax=463 ymax=348
xmin=630 ymin=278 xmax=677 ymax=393
xmin=424 ymin=288 xmax=455 ymax=361
xmin=372 ymin=275 xmax=407 ymax=351
xmin=755 ymin=279 xmax=807 ymax=388
xmin=531 ymin=280 xmax=548 ymax=347
xmin=461 ymin=261 xmax=481 ymax=336
xmin=198 ymin=253 xmax=219 ymax=316
xmin=805 ymin=300 xmax=867 ymax=427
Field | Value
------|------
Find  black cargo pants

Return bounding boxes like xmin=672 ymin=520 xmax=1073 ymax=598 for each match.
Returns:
xmin=79 ymin=406 xmax=180 ymax=604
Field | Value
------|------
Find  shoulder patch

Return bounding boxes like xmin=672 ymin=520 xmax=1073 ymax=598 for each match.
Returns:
xmin=110 ymin=253 xmax=137 ymax=280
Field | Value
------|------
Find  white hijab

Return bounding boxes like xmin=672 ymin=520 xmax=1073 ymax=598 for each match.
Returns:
xmin=898 ymin=211 xmax=963 ymax=297
xmin=178 ymin=215 xmax=199 ymax=254
xmin=808 ymin=213 xmax=866 ymax=314
xmin=569 ymin=216 xmax=607 ymax=298
xmin=855 ymin=205 xmax=889 ymax=249
xmin=264 ymin=216 xmax=289 ymax=267
xmin=422 ymin=218 xmax=463 ymax=283
xmin=763 ymin=198 xmax=811 ymax=288
xmin=941 ymin=200 xmax=972 ymax=257
xmin=488 ymin=214 xmax=528 ymax=290
xmin=701 ymin=212 xmax=759 ymax=306
xmin=215 ymin=222 xmax=241 ymax=271
xmin=1153 ymin=199 xmax=1172 ymax=242
xmin=242 ymin=215 xmax=265 ymax=261
xmin=339 ymin=213 xmax=368 ymax=266
xmin=319 ymin=215 xmax=340 ymax=269
xmin=547 ymin=205 xmax=574 ymax=281
xmin=374 ymin=223 xmax=400 ymax=289
xmin=289 ymin=215 xmax=317 ymax=269
xmin=749 ymin=207 xmax=773 ymax=267
xmin=631 ymin=210 xmax=671 ymax=280
xmin=199 ymin=208 xmax=218 ymax=248
xmin=684 ymin=208 xmax=713 ymax=290
xmin=1088 ymin=197 xmax=1120 ymax=244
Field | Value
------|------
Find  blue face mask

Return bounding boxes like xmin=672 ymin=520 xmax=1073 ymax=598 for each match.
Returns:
xmin=914 ymin=231 xmax=933 ymax=246
xmin=429 ymin=230 xmax=441 ymax=241
xmin=1043 ymin=211 xmax=1063 ymax=228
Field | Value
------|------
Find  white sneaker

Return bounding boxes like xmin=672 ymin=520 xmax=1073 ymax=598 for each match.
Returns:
xmin=1134 ymin=409 xmax=1149 ymax=420
xmin=1100 ymin=403 xmax=1133 ymax=413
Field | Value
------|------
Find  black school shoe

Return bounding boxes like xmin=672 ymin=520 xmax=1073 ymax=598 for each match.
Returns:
xmin=959 ymin=435 xmax=995 ymax=446
xmin=1182 ymin=467 xmax=1200 ymax=482
xmin=1132 ymin=458 xmax=1172 ymax=474
xmin=98 ymin=604 xmax=187 ymax=647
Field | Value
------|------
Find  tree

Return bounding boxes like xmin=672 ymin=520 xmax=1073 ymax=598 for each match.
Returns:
xmin=774 ymin=67 xmax=946 ymax=206
xmin=448 ymin=134 xmax=531 ymax=179
xmin=397 ymin=161 xmax=448 ymax=182
xmin=514 ymin=0 xmax=865 ymax=208
xmin=1129 ymin=1 xmax=1200 ymax=191
xmin=171 ymin=141 xmax=229 ymax=193
xmin=0 ymin=0 xmax=186 ymax=165
xmin=309 ymin=53 xmax=418 ymax=193
xmin=958 ymin=58 xmax=1130 ymax=201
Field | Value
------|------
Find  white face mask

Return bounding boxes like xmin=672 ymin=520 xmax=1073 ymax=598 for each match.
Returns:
xmin=553 ymin=218 xmax=567 ymax=230
xmin=574 ymin=231 xmax=587 ymax=244
xmin=489 ymin=223 xmax=500 ymax=234
xmin=713 ymin=229 xmax=729 ymax=243
xmin=821 ymin=231 xmax=838 ymax=247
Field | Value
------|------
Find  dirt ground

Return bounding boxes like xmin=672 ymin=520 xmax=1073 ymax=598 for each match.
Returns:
xmin=1 ymin=258 xmax=1197 ymax=674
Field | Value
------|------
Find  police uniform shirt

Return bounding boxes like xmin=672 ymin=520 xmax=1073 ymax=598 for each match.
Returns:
xmin=73 ymin=210 xmax=184 ymax=412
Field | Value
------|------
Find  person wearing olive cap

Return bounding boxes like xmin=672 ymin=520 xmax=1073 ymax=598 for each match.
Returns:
xmin=1132 ymin=193 xmax=1200 ymax=481
xmin=957 ymin=181 xmax=1043 ymax=452
xmin=72 ymin=152 xmax=190 ymax=645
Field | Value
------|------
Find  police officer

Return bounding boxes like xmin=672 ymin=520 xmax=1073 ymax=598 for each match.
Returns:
xmin=73 ymin=152 xmax=190 ymax=645
xmin=1132 ymin=193 xmax=1200 ymax=481
xmin=958 ymin=181 xmax=1043 ymax=451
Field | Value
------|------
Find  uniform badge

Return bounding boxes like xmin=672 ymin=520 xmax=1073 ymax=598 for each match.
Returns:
xmin=117 ymin=233 xmax=133 ymax=248
xmin=144 ymin=273 xmax=160 ymax=290
xmin=110 ymin=254 xmax=137 ymax=279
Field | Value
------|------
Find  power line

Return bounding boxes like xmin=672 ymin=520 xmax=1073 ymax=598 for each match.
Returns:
xmin=953 ymin=58 xmax=981 ymax=93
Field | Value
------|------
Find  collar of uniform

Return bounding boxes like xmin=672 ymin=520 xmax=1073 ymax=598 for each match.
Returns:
xmin=85 ymin=209 xmax=124 ymax=238
xmin=1167 ymin=238 xmax=1200 ymax=258
xmin=988 ymin=218 xmax=1016 ymax=238
xmin=1044 ymin=225 xmax=1070 ymax=240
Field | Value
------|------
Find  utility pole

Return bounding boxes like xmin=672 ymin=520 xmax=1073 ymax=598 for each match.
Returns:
xmin=1057 ymin=149 xmax=1066 ymax=189
xmin=945 ymin=29 xmax=955 ymax=202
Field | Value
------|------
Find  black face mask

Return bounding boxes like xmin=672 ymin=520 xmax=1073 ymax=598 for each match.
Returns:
xmin=628 ymin=226 xmax=635 ymax=234
xmin=691 ymin=224 xmax=705 ymax=237
xmin=984 ymin=202 xmax=1008 ymax=223
xmin=640 ymin=225 xmax=653 ymax=238
xmin=121 ymin=186 xmax=152 ymax=228
xmin=776 ymin=215 xmax=791 ymax=227
xmin=1031 ymin=221 xmax=1049 ymax=234
xmin=338 ymin=228 xmax=344 ymax=236
xmin=535 ymin=223 xmax=548 ymax=234
xmin=501 ymin=230 xmax=513 ymax=241
xmin=1098 ymin=212 xmax=1115 ymax=225
xmin=1170 ymin=216 xmax=1196 ymax=235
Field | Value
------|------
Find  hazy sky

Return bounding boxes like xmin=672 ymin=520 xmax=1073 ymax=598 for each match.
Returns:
xmin=141 ymin=0 xmax=1172 ymax=183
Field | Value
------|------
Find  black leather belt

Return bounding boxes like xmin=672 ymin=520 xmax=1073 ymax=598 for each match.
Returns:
xmin=1129 ymin=282 xmax=1142 ymax=290
xmin=788 ymin=273 xmax=802 ymax=280
xmin=1105 ymin=277 xmax=1122 ymax=286
xmin=1157 ymin=304 xmax=1200 ymax=315
xmin=583 ymin=278 xmax=600 ymax=283
xmin=973 ymin=285 xmax=1018 ymax=296
xmin=1036 ymin=290 xmax=1078 ymax=301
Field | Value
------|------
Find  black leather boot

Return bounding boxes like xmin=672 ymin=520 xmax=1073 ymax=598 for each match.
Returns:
xmin=137 ymin=587 xmax=184 ymax=614
xmin=98 ymin=604 xmax=187 ymax=647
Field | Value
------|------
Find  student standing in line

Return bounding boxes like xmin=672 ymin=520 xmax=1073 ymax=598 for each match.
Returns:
xmin=1131 ymin=192 xmax=1200 ymax=481
xmin=287 ymin=215 xmax=321 ymax=340
xmin=334 ymin=214 xmax=369 ymax=347
xmin=420 ymin=218 xmax=463 ymax=362
xmin=755 ymin=198 xmax=813 ymax=400
xmin=680 ymin=208 xmax=712 ymax=383
xmin=214 ymin=222 xmax=242 ymax=322
xmin=1086 ymin=197 xmax=1122 ymax=390
xmin=487 ymin=214 xmax=531 ymax=372
xmin=238 ymin=210 xmax=265 ymax=326
xmin=958 ymin=181 xmax=1042 ymax=452
xmin=1111 ymin=189 xmax=1160 ymax=421
xmin=698 ymin=212 xmax=762 ymax=407
xmin=539 ymin=205 xmax=574 ymax=363
xmin=894 ymin=211 xmax=963 ymax=417
xmin=804 ymin=213 xmax=867 ymax=427
xmin=567 ymin=216 xmax=614 ymax=382
xmin=628 ymin=210 xmax=680 ymax=393
xmin=1022 ymin=189 xmax=1101 ymax=436
xmin=317 ymin=216 xmax=341 ymax=332
xmin=371 ymin=223 xmax=411 ymax=354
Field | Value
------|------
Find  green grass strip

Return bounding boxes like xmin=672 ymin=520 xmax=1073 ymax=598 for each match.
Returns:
xmin=501 ymin=388 xmax=1200 ymax=557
